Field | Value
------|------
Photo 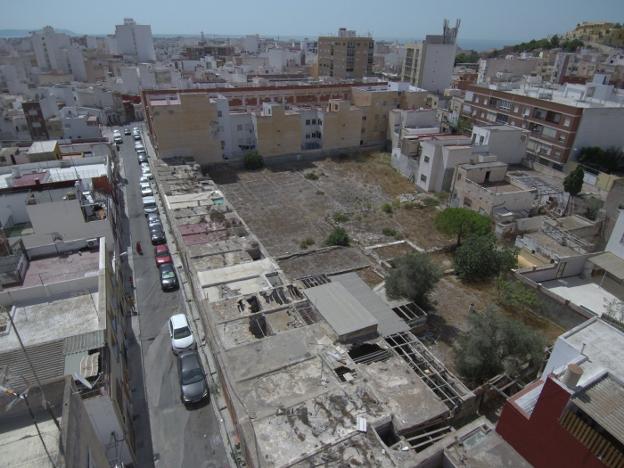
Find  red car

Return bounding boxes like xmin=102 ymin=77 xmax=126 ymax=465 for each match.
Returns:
xmin=154 ymin=244 xmax=173 ymax=266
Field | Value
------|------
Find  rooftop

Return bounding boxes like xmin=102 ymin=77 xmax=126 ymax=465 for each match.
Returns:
xmin=0 ymin=291 xmax=101 ymax=353
xmin=5 ymin=249 xmax=100 ymax=289
xmin=541 ymin=276 xmax=620 ymax=318
xmin=544 ymin=318 xmax=624 ymax=385
xmin=28 ymin=140 xmax=58 ymax=155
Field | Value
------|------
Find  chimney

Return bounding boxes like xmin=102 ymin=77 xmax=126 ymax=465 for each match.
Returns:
xmin=561 ymin=363 xmax=583 ymax=390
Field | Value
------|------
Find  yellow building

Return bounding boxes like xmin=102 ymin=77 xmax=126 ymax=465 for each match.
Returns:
xmin=253 ymin=103 xmax=302 ymax=157
xmin=148 ymin=93 xmax=222 ymax=165
xmin=321 ymin=100 xmax=363 ymax=150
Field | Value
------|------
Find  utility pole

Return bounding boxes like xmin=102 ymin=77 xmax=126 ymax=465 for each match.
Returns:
xmin=4 ymin=308 xmax=61 ymax=431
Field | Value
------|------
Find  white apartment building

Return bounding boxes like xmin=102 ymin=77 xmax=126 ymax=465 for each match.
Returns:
xmin=31 ymin=26 xmax=71 ymax=71
xmin=401 ymin=20 xmax=460 ymax=93
xmin=114 ymin=18 xmax=156 ymax=62
xmin=30 ymin=27 xmax=87 ymax=82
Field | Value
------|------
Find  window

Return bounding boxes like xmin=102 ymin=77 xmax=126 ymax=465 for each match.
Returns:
xmin=424 ymin=156 xmax=430 ymax=163
xmin=306 ymin=119 xmax=310 ymax=125
xmin=542 ymin=127 xmax=557 ymax=139
xmin=563 ymin=117 xmax=571 ymax=127
xmin=217 ymin=111 xmax=222 ymax=117
xmin=420 ymin=174 xmax=427 ymax=182
xmin=306 ymin=134 xmax=310 ymax=139
xmin=237 ymin=124 xmax=243 ymax=131
xmin=513 ymin=105 xmax=519 ymax=113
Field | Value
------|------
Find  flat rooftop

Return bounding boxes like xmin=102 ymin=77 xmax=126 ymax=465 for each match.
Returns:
xmin=7 ymin=250 xmax=100 ymax=289
xmin=543 ymin=319 xmax=624 ymax=386
xmin=0 ymin=291 xmax=101 ymax=353
xmin=2 ymin=417 xmax=61 ymax=467
xmin=541 ymin=276 xmax=619 ymax=317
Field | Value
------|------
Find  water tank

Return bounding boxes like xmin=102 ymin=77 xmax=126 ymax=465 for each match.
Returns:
xmin=561 ymin=363 xmax=583 ymax=389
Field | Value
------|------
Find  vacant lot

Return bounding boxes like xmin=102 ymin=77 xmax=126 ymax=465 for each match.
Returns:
xmin=209 ymin=153 xmax=452 ymax=258
xmin=423 ymin=275 xmax=565 ymax=376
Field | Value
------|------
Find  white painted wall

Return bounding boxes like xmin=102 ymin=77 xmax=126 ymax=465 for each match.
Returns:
xmin=606 ymin=210 xmax=624 ymax=258
xmin=574 ymin=107 xmax=624 ymax=157
xmin=420 ymin=42 xmax=456 ymax=93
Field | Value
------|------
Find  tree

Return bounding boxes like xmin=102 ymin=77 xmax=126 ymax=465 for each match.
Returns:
xmin=243 ymin=150 xmax=264 ymax=170
xmin=550 ymin=34 xmax=560 ymax=48
xmin=454 ymin=234 xmax=517 ymax=281
xmin=563 ymin=166 xmax=584 ymax=214
xmin=325 ymin=227 xmax=350 ymax=246
xmin=385 ymin=253 xmax=441 ymax=308
xmin=454 ymin=307 xmax=546 ymax=385
xmin=435 ymin=208 xmax=491 ymax=247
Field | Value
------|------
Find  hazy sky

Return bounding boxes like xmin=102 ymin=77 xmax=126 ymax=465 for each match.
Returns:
xmin=2 ymin=0 xmax=623 ymax=41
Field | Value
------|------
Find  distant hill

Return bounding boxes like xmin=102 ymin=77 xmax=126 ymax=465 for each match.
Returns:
xmin=0 ymin=28 xmax=77 ymax=38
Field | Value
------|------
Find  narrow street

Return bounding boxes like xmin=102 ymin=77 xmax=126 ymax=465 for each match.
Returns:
xmin=116 ymin=126 xmax=228 ymax=468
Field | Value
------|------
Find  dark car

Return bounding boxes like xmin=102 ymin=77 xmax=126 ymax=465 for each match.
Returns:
xmin=177 ymin=350 xmax=208 ymax=405
xmin=138 ymin=153 xmax=148 ymax=164
xmin=155 ymin=244 xmax=172 ymax=266
xmin=150 ymin=228 xmax=166 ymax=245
xmin=159 ymin=263 xmax=179 ymax=291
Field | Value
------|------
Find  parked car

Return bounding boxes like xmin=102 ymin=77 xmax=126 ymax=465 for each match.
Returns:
xmin=148 ymin=216 xmax=162 ymax=228
xmin=140 ymin=175 xmax=150 ymax=184
xmin=177 ymin=350 xmax=208 ymax=404
xmin=124 ymin=128 xmax=131 ymax=135
xmin=138 ymin=153 xmax=148 ymax=164
xmin=134 ymin=143 xmax=145 ymax=152
xmin=142 ymin=170 xmax=153 ymax=179
xmin=150 ymin=227 xmax=166 ymax=245
xmin=155 ymin=244 xmax=173 ymax=266
xmin=168 ymin=314 xmax=195 ymax=354
xmin=143 ymin=196 xmax=157 ymax=215
xmin=114 ymin=135 xmax=123 ymax=144
xmin=141 ymin=185 xmax=153 ymax=197
xmin=159 ymin=263 xmax=179 ymax=291
xmin=133 ymin=134 xmax=142 ymax=141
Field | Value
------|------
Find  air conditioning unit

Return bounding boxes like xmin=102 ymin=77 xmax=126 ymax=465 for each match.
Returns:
xmin=86 ymin=238 xmax=99 ymax=249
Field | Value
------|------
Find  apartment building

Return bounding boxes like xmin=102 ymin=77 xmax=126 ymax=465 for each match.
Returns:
xmin=477 ymin=56 xmax=542 ymax=84
xmin=497 ymin=318 xmax=624 ymax=467
xmin=401 ymin=19 xmax=460 ymax=93
xmin=253 ymin=103 xmax=301 ymax=157
xmin=148 ymin=92 xmax=223 ymax=164
xmin=461 ymin=77 xmax=624 ymax=168
xmin=144 ymin=82 xmax=431 ymax=163
xmin=352 ymin=82 xmax=431 ymax=146
xmin=317 ymin=28 xmax=374 ymax=79
xmin=114 ymin=18 xmax=156 ymax=62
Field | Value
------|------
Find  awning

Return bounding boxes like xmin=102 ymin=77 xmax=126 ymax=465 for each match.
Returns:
xmin=589 ymin=252 xmax=624 ymax=281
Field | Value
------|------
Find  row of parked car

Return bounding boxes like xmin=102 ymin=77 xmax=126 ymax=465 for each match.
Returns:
xmin=120 ymin=127 xmax=208 ymax=406
xmin=168 ymin=314 xmax=209 ymax=405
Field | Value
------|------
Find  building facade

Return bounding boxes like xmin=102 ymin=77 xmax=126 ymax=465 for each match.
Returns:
xmin=401 ymin=20 xmax=460 ymax=93
xmin=317 ymin=29 xmax=374 ymax=79
xmin=114 ymin=18 xmax=156 ymax=62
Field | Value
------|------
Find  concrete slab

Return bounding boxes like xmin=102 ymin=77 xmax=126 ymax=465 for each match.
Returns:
xmin=0 ymin=292 xmax=101 ymax=352
xmin=9 ymin=250 xmax=100 ymax=289
xmin=541 ymin=276 xmax=619 ymax=317
xmin=1 ymin=417 xmax=62 ymax=468
xmin=360 ymin=356 xmax=449 ymax=433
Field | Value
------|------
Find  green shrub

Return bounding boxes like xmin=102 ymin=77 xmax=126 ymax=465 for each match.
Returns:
xmin=299 ymin=238 xmax=315 ymax=249
xmin=243 ymin=151 xmax=264 ymax=170
xmin=381 ymin=203 xmax=393 ymax=214
xmin=332 ymin=212 xmax=349 ymax=223
xmin=304 ymin=172 xmax=319 ymax=180
xmin=382 ymin=227 xmax=398 ymax=237
xmin=326 ymin=227 xmax=350 ymax=246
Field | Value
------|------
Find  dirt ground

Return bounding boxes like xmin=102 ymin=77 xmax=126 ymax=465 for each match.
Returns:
xmin=423 ymin=275 xmax=565 ymax=377
xmin=209 ymin=152 xmax=453 ymax=258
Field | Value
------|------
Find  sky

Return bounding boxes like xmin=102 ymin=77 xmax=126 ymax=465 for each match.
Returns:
xmin=2 ymin=0 xmax=623 ymax=42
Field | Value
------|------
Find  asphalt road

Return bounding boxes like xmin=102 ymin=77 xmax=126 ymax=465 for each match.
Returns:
xmin=117 ymin=127 xmax=227 ymax=468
